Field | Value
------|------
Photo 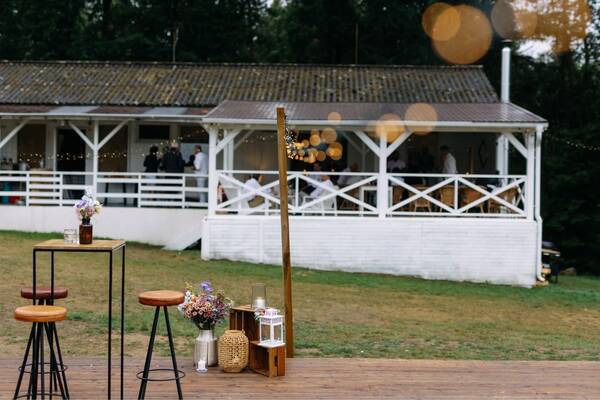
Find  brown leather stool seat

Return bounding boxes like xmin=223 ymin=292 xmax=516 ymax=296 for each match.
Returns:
xmin=14 ymin=305 xmax=67 ymax=323
xmin=21 ymin=286 xmax=68 ymax=301
xmin=138 ymin=290 xmax=184 ymax=307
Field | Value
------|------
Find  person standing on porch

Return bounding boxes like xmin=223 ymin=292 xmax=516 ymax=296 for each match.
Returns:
xmin=440 ymin=145 xmax=458 ymax=174
xmin=193 ymin=145 xmax=208 ymax=203
xmin=161 ymin=142 xmax=185 ymax=173
xmin=143 ymin=146 xmax=160 ymax=175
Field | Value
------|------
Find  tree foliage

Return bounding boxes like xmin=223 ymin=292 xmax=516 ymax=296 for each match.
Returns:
xmin=0 ymin=0 xmax=598 ymax=272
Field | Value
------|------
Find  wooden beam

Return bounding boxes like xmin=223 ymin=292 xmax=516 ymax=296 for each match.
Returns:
xmin=0 ymin=119 xmax=30 ymax=150
xmin=215 ymin=128 xmax=241 ymax=154
xmin=503 ymin=132 xmax=527 ymax=159
xmin=97 ymin=119 xmax=130 ymax=150
xmin=234 ymin=130 xmax=253 ymax=150
xmin=386 ymin=131 xmax=412 ymax=158
xmin=68 ymin=121 xmax=95 ymax=150
xmin=276 ymin=107 xmax=294 ymax=358
xmin=353 ymin=130 xmax=381 ymax=157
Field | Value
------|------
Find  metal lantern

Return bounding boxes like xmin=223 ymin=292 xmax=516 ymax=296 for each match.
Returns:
xmin=258 ymin=308 xmax=285 ymax=348
xmin=251 ymin=283 xmax=267 ymax=309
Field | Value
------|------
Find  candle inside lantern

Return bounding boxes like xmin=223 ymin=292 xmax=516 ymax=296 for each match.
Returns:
xmin=254 ymin=296 xmax=266 ymax=309
xmin=251 ymin=283 xmax=267 ymax=309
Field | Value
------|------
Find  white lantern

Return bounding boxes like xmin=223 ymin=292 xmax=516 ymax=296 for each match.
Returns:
xmin=258 ymin=308 xmax=285 ymax=348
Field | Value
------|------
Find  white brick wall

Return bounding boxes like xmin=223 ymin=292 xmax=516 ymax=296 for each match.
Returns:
xmin=202 ymin=216 xmax=538 ymax=287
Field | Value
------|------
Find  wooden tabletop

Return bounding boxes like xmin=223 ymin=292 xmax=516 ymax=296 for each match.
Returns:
xmin=33 ymin=239 xmax=126 ymax=251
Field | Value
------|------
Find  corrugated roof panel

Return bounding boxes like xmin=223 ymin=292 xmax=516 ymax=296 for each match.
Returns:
xmin=0 ymin=61 xmax=499 ymax=106
xmin=203 ymin=100 xmax=547 ymax=124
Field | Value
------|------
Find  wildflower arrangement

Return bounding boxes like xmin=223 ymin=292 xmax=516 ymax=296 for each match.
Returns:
xmin=74 ymin=190 xmax=102 ymax=225
xmin=178 ymin=281 xmax=231 ymax=330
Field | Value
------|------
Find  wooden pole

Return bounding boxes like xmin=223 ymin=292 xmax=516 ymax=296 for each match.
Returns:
xmin=276 ymin=107 xmax=294 ymax=358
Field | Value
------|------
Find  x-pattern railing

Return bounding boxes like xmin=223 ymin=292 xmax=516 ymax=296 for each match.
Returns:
xmin=388 ymin=173 xmax=526 ymax=217
xmin=216 ymin=170 xmax=378 ymax=215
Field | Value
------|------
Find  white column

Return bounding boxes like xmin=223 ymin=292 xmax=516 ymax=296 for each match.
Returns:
xmin=92 ymin=120 xmax=99 ymax=194
xmin=534 ymin=125 xmax=544 ymax=275
xmin=207 ymin=127 xmax=218 ymax=215
xmin=525 ymin=132 xmax=535 ymax=220
xmin=377 ymin=133 xmax=388 ymax=218
xmin=227 ymin=136 xmax=235 ymax=170
xmin=496 ymin=133 xmax=507 ymax=174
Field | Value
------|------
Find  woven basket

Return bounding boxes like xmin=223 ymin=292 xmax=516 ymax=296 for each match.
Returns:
xmin=218 ymin=330 xmax=249 ymax=373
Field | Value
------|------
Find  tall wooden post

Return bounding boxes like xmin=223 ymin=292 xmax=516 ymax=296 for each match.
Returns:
xmin=276 ymin=107 xmax=294 ymax=358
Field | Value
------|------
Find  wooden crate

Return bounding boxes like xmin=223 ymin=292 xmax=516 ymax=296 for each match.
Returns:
xmin=229 ymin=305 xmax=286 ymax=377
xmin=229 ymin=305 xmax=259 ymax=341
xmin=249 ymin=341 xmax=285 ymax=378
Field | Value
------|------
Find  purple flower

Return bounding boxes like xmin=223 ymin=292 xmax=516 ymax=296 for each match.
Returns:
xmin=200 ymin=281 xmax=213 ymax=293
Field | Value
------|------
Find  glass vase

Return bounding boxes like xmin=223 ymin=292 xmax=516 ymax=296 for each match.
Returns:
xmin=194 ymin=328 xmax=218 ymax=367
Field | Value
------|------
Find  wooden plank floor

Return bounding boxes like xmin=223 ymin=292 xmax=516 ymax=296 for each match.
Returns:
xmin=1 ymin=357 xmax=599 ymax=399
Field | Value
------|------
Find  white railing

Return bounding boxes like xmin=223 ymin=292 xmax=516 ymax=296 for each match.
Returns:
xmin=0 ymin=170 xmax=208 ymax=208
xmin=388 ymin=173 xmax=527 ymax=217
xmin=216 ymin=170 xmax=379 ymax=216
xmin=215 ymin=170 xmax=527 ymax=218
xmin=1 ymin=169 xmax=526 ymax=217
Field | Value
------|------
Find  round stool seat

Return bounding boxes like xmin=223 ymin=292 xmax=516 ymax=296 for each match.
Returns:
xmin=14 ymin=305 xmax=67 ymax=323
xmin=139 ymin=290 xmax=184 ymax=307
xmin=21 ymin=286 xmax=68 ymax=300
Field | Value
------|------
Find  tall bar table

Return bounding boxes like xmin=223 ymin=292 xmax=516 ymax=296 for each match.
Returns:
xmin=32 ymin=239 xmax=126 ymax=399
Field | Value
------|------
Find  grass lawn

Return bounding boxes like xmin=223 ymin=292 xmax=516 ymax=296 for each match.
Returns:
xmin=1 ymin=230 xmax=600 ymax=361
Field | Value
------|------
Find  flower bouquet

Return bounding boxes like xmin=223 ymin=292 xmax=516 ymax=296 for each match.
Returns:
xmin=178 ymin=281 xmax=231 ymax=367
xmin=74 ymin=190 xmax=101 ymax=244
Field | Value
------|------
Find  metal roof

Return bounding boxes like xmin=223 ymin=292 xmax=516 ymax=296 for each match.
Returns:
xmin=202 ymin=101 xmax=547 ymax=127
xmin=0 ymin=104 xmax=211 ymax=120
xmin=0 ymin=61 xmax=499 ymax=106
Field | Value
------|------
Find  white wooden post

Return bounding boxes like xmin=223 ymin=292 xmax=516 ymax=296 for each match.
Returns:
xmin=534 ymin=125 xmax=544 ymax=276
xmin=377 ymin=133 xmax=388 ymax=218
xmin=207 ymin=126 xmax=218 ymax=215
xmin=496 ymin=133 xmax=507 ymax=174
xmin=92 ymin=120 xmax=99 ymax=194
xmin=525 ymin=132 xmax=535 ymax=220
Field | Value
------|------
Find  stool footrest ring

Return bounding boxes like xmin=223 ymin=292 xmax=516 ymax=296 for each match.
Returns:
xmin=136 ymin=368 xmax=186 ymax=382
xmin=15 ymin=390 xmax=65 ymax=399
xmin=19 ymin=361 xmax=68 ymax=374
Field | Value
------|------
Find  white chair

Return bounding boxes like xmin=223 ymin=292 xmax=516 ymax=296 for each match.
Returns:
xmin=221 ymin=185 xmax=269 ymax=215
xmin=301 ymin=186 xmax=338 ymax=216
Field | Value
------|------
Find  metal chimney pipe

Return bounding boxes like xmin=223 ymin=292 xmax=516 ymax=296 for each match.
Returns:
xmin=501 ymin=45 xmax=511 ymax=103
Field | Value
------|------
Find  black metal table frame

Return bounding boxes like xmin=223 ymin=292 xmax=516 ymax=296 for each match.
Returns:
xmin=32 ymin=244 xmax=126 ymax=400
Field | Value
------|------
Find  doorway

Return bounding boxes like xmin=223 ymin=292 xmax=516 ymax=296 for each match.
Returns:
xmin=57 ymin=128 xmax=87 ymax=199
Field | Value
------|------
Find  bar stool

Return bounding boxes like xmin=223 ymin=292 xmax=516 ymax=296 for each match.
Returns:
xmin=13 ymin=305 xmax=68 ymax=399
xmin=18 ymin=286 xmax=70 ymax=398
xmin=137 ymin=290 xmax=185 ymax=400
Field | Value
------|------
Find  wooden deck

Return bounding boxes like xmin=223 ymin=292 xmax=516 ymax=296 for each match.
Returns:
xmin=1 ymin=357 xmax=599 ymax=399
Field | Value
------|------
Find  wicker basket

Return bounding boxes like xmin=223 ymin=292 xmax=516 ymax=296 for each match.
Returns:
xmin=218 ymin=330 xmax=249 ymax=373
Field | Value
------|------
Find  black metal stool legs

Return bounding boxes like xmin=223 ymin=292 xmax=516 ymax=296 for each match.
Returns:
xmin=13 ymin=321 xmax=69 ymax=400
xmin=13 ymin=324 xmax=35 ymax=399
xmin=138 ymin=307 xmax=160 ymax=400
xmin=137 ymin=306 xmax=185 ymax=400
xmin=164 ymin=306 xmax=183 ymax=400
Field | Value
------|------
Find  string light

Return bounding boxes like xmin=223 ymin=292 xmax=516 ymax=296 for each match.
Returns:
xmin=546 ymin=132 xmax=600 ymax=152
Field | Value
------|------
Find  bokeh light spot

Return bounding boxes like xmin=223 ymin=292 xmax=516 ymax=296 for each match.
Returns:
xmin=327 ymin=111 xmax=342 ymax=123
xmin=423 ymin=3 xmax=461 ymax=42
xmin=309 ymin=132 xmax=321 ymax=147
xmin=321 ymin=127 xmax=337 ymax=144
xmin=375 ymin=113 xmax=405 ymax=143
xmin=405 ymin=103 xmax=438 ymax=136
xmin=432 ymin=5 xmax=493 ymax=65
